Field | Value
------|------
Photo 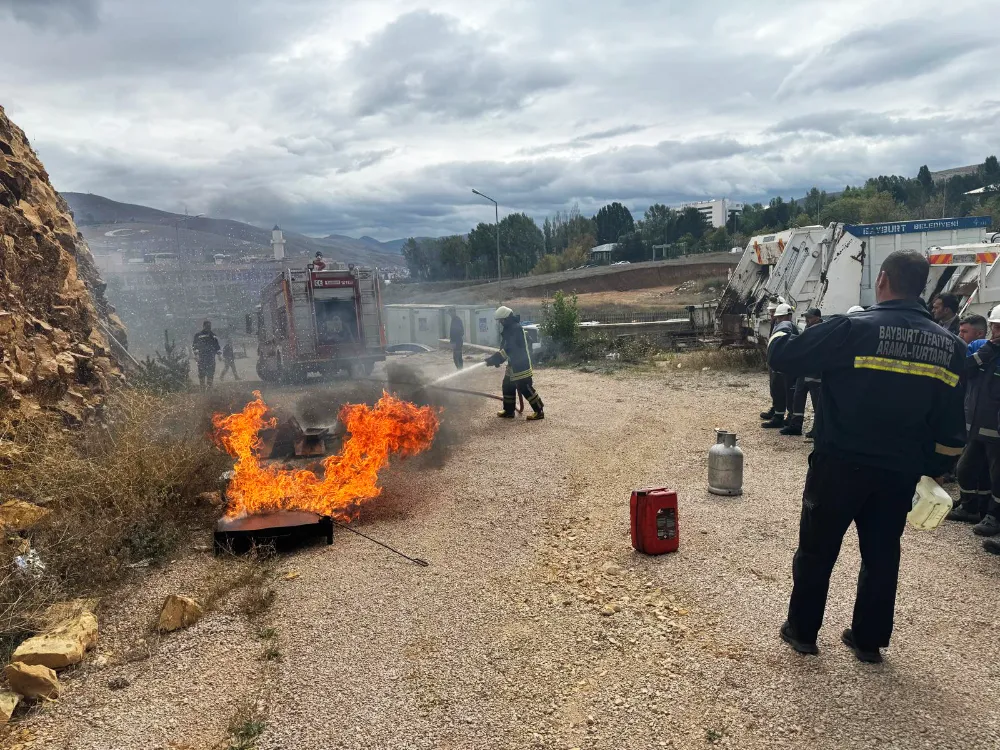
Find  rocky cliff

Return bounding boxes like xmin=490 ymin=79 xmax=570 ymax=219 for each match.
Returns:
xmin=0 ymin=106 xmax=126 ymax=424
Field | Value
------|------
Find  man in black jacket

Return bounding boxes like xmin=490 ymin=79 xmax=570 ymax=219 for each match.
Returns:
xmin=768 ymin=251 xmax=965 ymax=664
xmin=932 ymin=293 xmax=961 ymax=335
xmin=949 ymin=305 xmax=1000 ymax=537
xmin=781 ymin=307 xmax=824 ymax=438
xmin=485 ymin=306 xmax=544 ymax=420
xmin=762 ymin=303 xmax=799 ymax=429
xmin=448 ymin=309 xmax=465 ymax=370
xmin=192 ymin=320 xmax=222 ymax=389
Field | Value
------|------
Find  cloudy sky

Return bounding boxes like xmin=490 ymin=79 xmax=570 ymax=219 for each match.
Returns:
xmin=2 ymin=0 xmax=998 ymax=239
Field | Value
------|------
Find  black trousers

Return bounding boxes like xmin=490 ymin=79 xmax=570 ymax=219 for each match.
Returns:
xmin=787 ymin=452 xmax=917 ymax=650
xmin=769 ymin=369 xmax=795 ymax=415
xmin=789 ymin=378 xmax=822 ymax=431
xmin=955 ymin=439 xmax=1000 ymax=517
xmin=197 ymin=358 xmax=216 ymax=387
xmin=452 ymin=339 xmax=464 ymax=370
xmin=502 ymin=375 xmax=543 ymax=415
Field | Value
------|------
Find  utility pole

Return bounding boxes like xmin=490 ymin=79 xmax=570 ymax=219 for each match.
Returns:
xmin=472 ymin=189 xmax=502 ymax=302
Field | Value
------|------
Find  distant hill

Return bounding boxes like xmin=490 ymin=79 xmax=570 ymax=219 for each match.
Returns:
xmin=61 ymin=192 xmax=405 ymax=266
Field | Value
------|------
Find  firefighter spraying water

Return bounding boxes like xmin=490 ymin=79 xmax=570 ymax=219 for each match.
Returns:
xmin=485 ymin=306 xmax=544 ymax=420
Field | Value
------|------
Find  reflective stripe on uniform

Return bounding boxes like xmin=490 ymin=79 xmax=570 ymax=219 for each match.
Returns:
xmin=768 ymin=331 xmax=788 ymax=345
xmin=934 ymin=443 xmax=964 ymax=457
xmin=509 ymin=368 xmax=533 ymax=381
xmin=977 ymin=427 xmax=1000 ymax=438
xmin=960 ymin=486 xmax=993 ymax=495
xmin=803 ymin=377 xmax=821 ymax=383
xmin=853 ymin=356 xmax=959 ymax=387
xmin=974 ymin=351 xmax=984 ymax=366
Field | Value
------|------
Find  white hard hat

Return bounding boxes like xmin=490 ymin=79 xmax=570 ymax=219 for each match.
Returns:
xmin=847 ymin=305 xmax=865 ymax=314
xmin=494 ymin=305 xmax=513 ymax=321
xmin=774 ymin=303 xmax=793 ymax=316
xmin=988 ymin=305 xmax=1000 ymax=324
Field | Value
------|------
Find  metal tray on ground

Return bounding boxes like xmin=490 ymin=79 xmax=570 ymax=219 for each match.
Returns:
xmin=213 ymin=511 xmax=333 ymax=555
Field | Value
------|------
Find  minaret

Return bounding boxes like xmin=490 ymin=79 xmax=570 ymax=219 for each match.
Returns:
xmin=271 ymin=225 xmax=285 ymax=261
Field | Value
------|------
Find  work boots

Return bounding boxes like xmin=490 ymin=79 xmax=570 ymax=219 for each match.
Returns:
xmin=983 ymin=538 xmax=1000 ymax=555
xmin=780 ymin=420 xmax=803 ymax=436
xmin=760 ymin=408 xmax=776 ymax=420
xmin=496 ymin=411 xmax=515 ymax=419
xmin=972 ymin=514 xmax=1000 ymax=537
xmin=526 ymin=411 xmax=544 ymax=421
xmin=761 ymin=415 xmax=786 ymax=429
xmin=947 ymin=499 xmax=983 ymax=524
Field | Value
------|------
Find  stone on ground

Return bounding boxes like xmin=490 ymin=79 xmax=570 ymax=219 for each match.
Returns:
xmin=11 ymin=634 xmax=85 ymax=670
xmin=0 ymin=691 xmax=19 ymax=725
xmin=0 ymin=500 xmax=50 ymax=531
xmin=4 ymin=662 xmax=60 ymax=700
xmin=157 ymin=594 xmax=204 ymax=633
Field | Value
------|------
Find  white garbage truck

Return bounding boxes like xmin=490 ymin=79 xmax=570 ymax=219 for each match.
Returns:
xmin=717 ymin=216 xmax=995 ymax=345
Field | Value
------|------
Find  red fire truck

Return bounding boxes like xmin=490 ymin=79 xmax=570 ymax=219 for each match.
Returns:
xmin=254 ymin=264 xmax=386 ymax=382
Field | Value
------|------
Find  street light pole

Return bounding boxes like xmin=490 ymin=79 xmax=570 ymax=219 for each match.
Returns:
xmin=472 ymin=189 xmax=501 ymax=303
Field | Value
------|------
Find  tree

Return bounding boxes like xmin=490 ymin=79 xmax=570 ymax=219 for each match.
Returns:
xmin=593 ymin=202 xmax=635 ymax=245
xmin=498 ymin=213 xmax=545 ymax=276
xmin=980 ymin=155 xmax=1000 ymax=185
xmin=401 ymin=237 xmax=431 ymax=280
xmin=467 ymin=222 xmax=498 ymax=278
xmin=613 ymin=231 xmax=647 ymax=262
xmin=917 ymin=165 xmax=933 ymax=193
xmin=543 ymin=217 xmax=554 ymax=255
xmin=707 ymin=227 xmax=731 ymax=253
xmin=860 ymin=192 xmax=909 ymax=223
xmin=819 ymin=197 xmax=865 ymax=225
xmin=438 ymin=235 xmax=469 ymax=278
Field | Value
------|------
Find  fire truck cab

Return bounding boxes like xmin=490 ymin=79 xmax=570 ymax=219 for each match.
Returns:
xmin=255 ymin=264 xmax=386 ymax=382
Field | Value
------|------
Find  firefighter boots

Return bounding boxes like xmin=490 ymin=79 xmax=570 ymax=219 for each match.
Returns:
xmin=496 ymin=411 xmax=515 ymax=419
xmin=761 ymin=415 xmax=786 ymax=429
xmin=983 ymin=538 xmax=1000 ymax=555
xmin=972 ymin=514 xmax=1000 ymax=536
xmin=947 ymin=502 xmax=983 ymax=524
xmin=526 ymin=411 xmax=544 ymax=421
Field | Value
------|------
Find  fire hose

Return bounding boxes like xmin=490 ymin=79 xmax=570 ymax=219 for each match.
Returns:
xmin=355 ymin=377 xmax=524 ymax=414
xmin=331 ymin=520 xmax=429 ymax=567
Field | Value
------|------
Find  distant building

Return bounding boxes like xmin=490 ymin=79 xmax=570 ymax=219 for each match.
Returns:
xmin=677 ymin=199 xmax=744 ymax=229
xmin=271 ymin=225 xmax=285 ymax=261
xmin=590 ymin=243 xmax=616 ymax=265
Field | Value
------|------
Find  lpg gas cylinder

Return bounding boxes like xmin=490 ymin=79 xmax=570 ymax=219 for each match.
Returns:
xmin=708 ymin=429 xmax=743 ymax=496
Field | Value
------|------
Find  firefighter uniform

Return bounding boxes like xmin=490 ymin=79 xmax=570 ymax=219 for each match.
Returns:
xmin=952 ymin=337 xmax=1000 ymax=534
xmin=768 ymin=300 xmax=965 ymax=656
xmin=485 ymin=307 xmax=544 ymax=420
xmin=192 ymin=326 xmax=221 ymax=388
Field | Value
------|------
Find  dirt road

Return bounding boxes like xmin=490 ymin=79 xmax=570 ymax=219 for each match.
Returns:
xmin=9 ymin=352 xmax=1000 ymax=750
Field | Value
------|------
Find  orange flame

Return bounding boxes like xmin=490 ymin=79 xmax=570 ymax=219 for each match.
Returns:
xmin=212 ymin=390 xmax=439 ymax=520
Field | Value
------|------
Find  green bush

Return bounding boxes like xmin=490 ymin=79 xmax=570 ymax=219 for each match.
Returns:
xmin=541 ymin=291 xmax=580 ymax=352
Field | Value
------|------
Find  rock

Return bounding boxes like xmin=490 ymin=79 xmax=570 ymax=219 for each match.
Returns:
xmin=50 ymin=609 xmax=99 ymax=651
xmin=599 ymin=605 xmax=616 ymax=616
xmin=601 ymin=562 xmax=624 ymax=577
xmin=11 ymin=634 xmax=85 ymax=670
xmin=196 ymin=491 xmax=222 ymax=507
xmin=0 ymin=500 xmax=51 ymax=531
xmin=157 ymin=594 xmax=204 ymax=633
xmin=0 ymin=691 xmax=18 ymax=725
xmin=107 ymin=676 xmax=129 ymax=691
xmin=0 ymin=312 xmax=14 ymax=336
xmin=3 ymin=663 xmax=60 ymax=700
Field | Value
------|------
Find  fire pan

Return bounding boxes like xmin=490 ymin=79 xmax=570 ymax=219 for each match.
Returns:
xmin=213 ymin=511 xmax=333 ymax=555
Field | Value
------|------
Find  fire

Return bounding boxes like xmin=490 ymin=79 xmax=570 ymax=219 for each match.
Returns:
xmin=212 ymin=391 xmax=439 ymax=521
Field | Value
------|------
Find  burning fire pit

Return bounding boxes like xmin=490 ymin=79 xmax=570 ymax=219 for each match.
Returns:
xmin=213 ymin=511 xmax=333 ymax=554
xmin=210 ymin=391 xmax=440 ymax=556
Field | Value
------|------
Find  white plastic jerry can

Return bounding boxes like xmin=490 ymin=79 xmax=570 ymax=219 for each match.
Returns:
xmin=907 ymin=476 xmax=954 ymax=531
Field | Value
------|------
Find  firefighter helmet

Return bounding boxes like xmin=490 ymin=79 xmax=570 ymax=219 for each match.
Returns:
xmin=847 ymin=305 xmax=865 ymax=314
xmin=774 ymin=303 xmax=793 ymax=317
xmin=494 ymin=305 xmax=514 ymax=321
xmin=988 ymin=304 xmax=1000 ymax=324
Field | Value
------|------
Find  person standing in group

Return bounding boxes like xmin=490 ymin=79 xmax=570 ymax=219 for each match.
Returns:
xmin=932 ymin=293 xmax=961 ymax=335
xmin=781 ymin=308 xmax=823 ymax=438
xmin=768 ymin=251 xmax=965 ymax=663
xmin=485 ymin=306 xmax=544 ymax=421
xmin=948 ymin=306 xmax=1000 ymax=541
xmin=449 ymin=308 xmax=465 ymax=370
xmin=761 ymin=303 xmax=798 ymax=429
xmin=958 ymin=314 xmax=987 ymax=345
xmin=192 ymin=320 xmax=222 ymax=390
xmin=313 ymin=252 xmax=326 ymax=271
xmin=219 ymin=338 xmax=240 ymax=381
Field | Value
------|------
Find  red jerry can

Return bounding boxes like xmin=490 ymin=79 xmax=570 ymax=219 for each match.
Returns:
xmin=630 ymin=487 xmax=679 ymax=555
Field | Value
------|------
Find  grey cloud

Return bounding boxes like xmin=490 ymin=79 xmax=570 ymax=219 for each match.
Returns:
xmin=0 ymin=0 xmax=99 ymax=29
xmin=348 ymin=11 xmax=571 ymax=120
xmin=336 ymin=149 xmax=396 ymax=174
xmin=776 ymin=18 xmax=993 ymax=99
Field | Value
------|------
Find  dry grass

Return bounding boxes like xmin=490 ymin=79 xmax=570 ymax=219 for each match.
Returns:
xmin=0 ymin=389 xmax=230 ymax=640
xmin=675 ymin=346 xmax=766 ymax=372
xmin=224 ymin=699 xmax=267 ymax=750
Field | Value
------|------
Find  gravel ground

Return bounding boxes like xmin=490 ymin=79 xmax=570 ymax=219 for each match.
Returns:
xmin=6 ymin=351 xmax=1000 ymax=750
